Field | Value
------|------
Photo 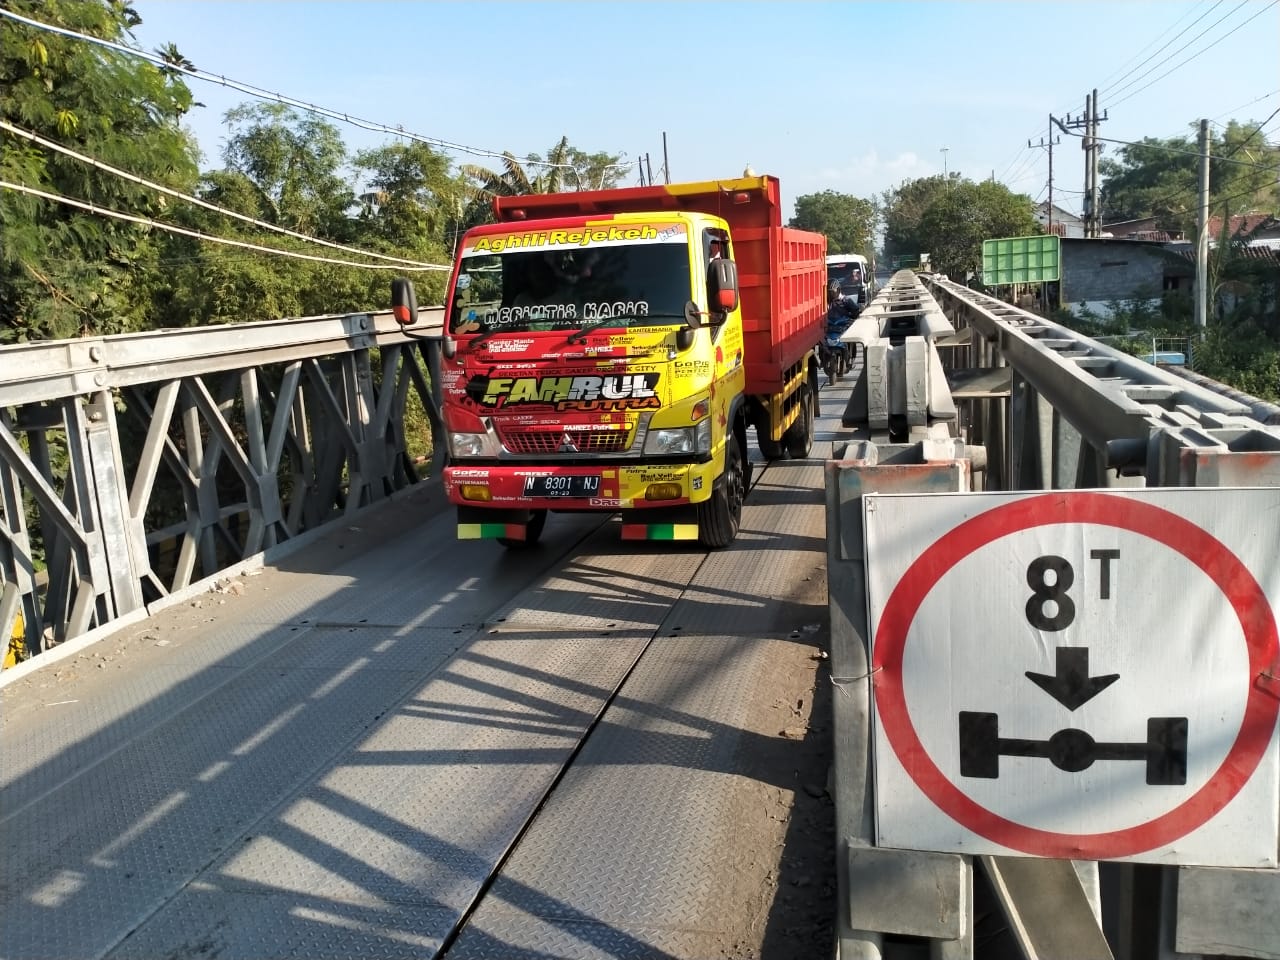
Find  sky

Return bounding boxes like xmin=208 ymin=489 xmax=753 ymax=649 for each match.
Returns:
xmin=125 ymin=0 xmax=1280 ymax=222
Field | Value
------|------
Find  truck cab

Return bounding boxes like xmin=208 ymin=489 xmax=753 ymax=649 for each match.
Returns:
xmin=398 ymin=176 xmax=826 ymax=549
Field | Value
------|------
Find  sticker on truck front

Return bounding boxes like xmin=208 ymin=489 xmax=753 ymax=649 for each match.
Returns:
xmin=468 ymin=373 xmax=662 ymax=412
xmin=463 ymin=223 xmax=686 ymax=256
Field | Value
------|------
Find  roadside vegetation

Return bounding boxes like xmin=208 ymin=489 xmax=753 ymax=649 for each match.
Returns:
xmin=2 ymin=0 xmax=1275 ymax=399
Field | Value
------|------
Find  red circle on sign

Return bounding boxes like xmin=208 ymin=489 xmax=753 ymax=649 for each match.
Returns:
xmin=873 ymin=492 xmax=1279 ymax=859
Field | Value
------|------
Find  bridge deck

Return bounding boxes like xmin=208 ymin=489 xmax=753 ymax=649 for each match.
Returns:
xmin=1 ymin=381 xmax=854 ymax=960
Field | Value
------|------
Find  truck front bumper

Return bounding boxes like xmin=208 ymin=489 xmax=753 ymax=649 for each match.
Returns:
xmin=445 ymin=461 xmax=718 ymax=541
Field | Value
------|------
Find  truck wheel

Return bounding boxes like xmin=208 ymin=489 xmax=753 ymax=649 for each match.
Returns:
xmin=698 ymin=435 xmax=744 ymax=548
xmin=498 ymin=509 xmax=547 ymax=549
xmin=757 ymin=425 xmax=786 ymax=461
xmin=784 ymin=383 xmax=814 ymax=459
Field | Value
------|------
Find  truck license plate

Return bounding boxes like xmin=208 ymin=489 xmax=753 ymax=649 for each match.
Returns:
xmin=523 ymin=475 xmax=602 ymax=498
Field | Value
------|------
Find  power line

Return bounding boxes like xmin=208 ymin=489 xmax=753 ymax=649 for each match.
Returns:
xmin=1050 ymin=120 xmax=1279 ymax=170
xmin=0 ymin=120 xmax=450 ymax=269
xmin=0 ymin=6 xmax=631 ymax=180
xmin=1108 ymin=1 xmax=1278 ymax=108
xmin=1218 ymin=106 xmax=1280 ymax=159
xmin=0 ymin=180 xmax=450 ymax=272
xmin=1212 ymin=89 xmax=1280 ymax=123
xmin=1100 ymin=0 xmax=1229 ymax=98
xmin=1094 ymin=0 xmax=1218 ymax=91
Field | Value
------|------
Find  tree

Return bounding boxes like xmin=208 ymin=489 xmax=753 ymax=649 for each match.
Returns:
xmin=0 ymin=0 xmax=200 ymax=341
xmin=352 ymin=140 xmax=461 ymax=255
xmin=788 ymin=190 xmax=877 ymax=255
xmin=459 ymin=137 xmax=626 ymax=227
xmin=920 ymin=180 xmax=1039 ymax=278
xmin=219 ymin=102 xmax=355 ymax=239
xmin=881 ymin=176 xmax=1037 ymax=277
xmin=1099 ymin=120 xmax=1280 ymax=234
xmin=879 ymin=175 xmax=949 ymax=266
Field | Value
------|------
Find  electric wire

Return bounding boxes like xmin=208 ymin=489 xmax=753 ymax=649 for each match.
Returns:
xmin=1217 ymin=106 xmax=1280 ymax=159
xmin=1052 ymin=123 xmax=1278 ymax=171
xmin=0 ymin=119 xmax=451 ymax=269
xmin=1212 ymin=89 xmax=1280 ymax=124
xmin=0 ymin=6 xmax=631 ymax=180
xmin=0 ymin=179 xmax=450 ymax=272
xmin=1100 ymin=0 xmax=1230 ymax=99
xmin=1108 ymin=1 xmax=1278 ymax=108
xmin=1095 ymin=0 xmax=1220 ymax=92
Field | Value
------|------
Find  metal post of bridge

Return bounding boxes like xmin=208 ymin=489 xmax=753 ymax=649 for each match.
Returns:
xmin=421 ymin=338 xmax=448 ymax=480
xmin=825 ymin=440 xmax=973 ymax=959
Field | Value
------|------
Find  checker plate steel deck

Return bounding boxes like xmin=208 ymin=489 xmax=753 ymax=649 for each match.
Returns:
xmin=0 ymin=381 xmax=847 ymax=960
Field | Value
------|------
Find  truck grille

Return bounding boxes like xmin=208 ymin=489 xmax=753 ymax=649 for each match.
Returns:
xmin=498 ymin=424 xmax=634 ymax=455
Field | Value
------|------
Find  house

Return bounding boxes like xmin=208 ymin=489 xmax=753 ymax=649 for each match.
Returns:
xmin=1055 ymin=238 xmax=1194 ymax=317
xmin=1206 ymin=212 xmax=1280 ymax=248
xmin=1034 ymin=202 xmax=1085 ymax=239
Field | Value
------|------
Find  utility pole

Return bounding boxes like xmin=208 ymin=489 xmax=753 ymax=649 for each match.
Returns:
xmin=1089 ymin=88 xmax=1104 ymax=238
xmin=1059 ymin=91 xmax=1107 ymax=236
xmin=1196 ymin=118 xmax=1210 ymax=329
xmin=662 ymin=132 xmax=671 ymax=184
xmin=940 ymin=147 xmax=949 ymax=182
xmin=1029 ymin=117 xmax=1061 ymax=234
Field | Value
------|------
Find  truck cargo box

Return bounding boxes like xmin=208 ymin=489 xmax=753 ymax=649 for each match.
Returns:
xmin=494 ymin=176 xmax=827 ymax=395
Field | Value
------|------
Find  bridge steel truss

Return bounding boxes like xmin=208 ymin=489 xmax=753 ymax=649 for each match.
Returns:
xmin=0 ymin=309 xmax=445 ymax=662
xmin=828 ymin=272 xmax=1280 ymax=959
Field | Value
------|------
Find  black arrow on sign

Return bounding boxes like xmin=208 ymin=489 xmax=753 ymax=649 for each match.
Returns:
xmin=1025 ymin=647 xmax=1119 ymax=710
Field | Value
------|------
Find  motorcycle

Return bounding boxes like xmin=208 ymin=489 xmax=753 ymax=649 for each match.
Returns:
xmin=820 ymin=299 xmax=859 ymax=384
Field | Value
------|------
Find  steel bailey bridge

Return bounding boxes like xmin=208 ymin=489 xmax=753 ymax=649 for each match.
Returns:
xmin=2 ymin=274 xmax=1279 ymax=959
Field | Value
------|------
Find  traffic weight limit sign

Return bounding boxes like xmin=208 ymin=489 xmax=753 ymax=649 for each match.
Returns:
xmin=864 ymin=489 xmax=1280 ymax=866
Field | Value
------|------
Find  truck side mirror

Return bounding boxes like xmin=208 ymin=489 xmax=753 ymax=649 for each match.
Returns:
xmin=707 ymin=258 xmax=739 ymax=322
xmin=391 ymin=278 xmax=418 ymax=326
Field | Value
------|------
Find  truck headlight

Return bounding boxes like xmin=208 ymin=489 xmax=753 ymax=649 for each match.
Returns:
xmin=643 ymin=420 xmax=713 ymax=456
xmin=644 ymin=426 xmax=696 ymax=455
xmin=450 ymin=432 xmax=495 ymax=457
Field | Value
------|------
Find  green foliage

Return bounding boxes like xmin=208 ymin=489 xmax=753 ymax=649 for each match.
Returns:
xmin=788 ymin=190 xmax=877 ymax=256
xmin=1 ymin=0 xmax=200 ymax=341
xmin=1196 ymin=323 xmax=1280 ymax=403
xmin=459 ymin=137 xmax=626 ymax=228
xmin=882 ymin=176 xmax=1038 ymax=278
xmin=1061 ymin=286 xmax=1279 ymax=404
xmin=2 ymin=3 xmax=624 ymax=337
xmin=1100 ymin=122 xmax=1280 ymax=234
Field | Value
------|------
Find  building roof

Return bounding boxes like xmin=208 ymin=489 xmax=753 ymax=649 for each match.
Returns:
xmin=1036 ymin=201 xmax=1082 ymax=223
xmin=1205 ymin=213 xmax=1279 ymax=240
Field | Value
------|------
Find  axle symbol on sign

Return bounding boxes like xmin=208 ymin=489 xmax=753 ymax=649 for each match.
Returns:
xmin=959 ymin=713 xmax=1188 ymax=784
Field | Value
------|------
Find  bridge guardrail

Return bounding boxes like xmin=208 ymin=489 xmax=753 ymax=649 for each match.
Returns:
xmin=0 ymin=308 xmax=445 ymax=670
xmin=828 ymin=272 xmax=1280 ymax=959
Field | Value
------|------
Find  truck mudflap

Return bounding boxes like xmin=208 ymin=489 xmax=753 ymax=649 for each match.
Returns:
xmin=456 ymin=505 xmax=546 ymax=541
xmin=619 ymin=504 xmax=702 ymax=541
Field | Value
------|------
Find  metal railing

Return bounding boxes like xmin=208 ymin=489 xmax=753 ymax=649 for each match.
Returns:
xmin=1 ymin=309 xmax=445 ymax=663
xmin=828 ymin=272 xmax=1280 ymax=959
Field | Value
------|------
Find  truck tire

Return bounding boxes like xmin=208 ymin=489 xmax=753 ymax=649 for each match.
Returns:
xmin=757 ymin=426 xmax=786 ymax=461
xmin=784 ymin=383 xmax=814 ymax=459
xmin=498 ymin=509 xmax=547 ymax=549
xmin=698 ymin=435 xmax=744 ymax=548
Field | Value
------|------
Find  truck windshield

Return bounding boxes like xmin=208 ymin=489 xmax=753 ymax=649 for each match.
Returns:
xmin=827 ymin=262 xmax=863 ymax=285
xmin=450 ymin=243 xmax=691 ymax=335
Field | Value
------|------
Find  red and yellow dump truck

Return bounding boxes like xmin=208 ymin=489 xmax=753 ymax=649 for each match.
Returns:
xmin=394 ymin=174 xmax=826 ymax=548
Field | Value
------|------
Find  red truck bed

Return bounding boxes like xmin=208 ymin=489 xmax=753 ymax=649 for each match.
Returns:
xmin=494 ymin=176 xmax=827 ymax=396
